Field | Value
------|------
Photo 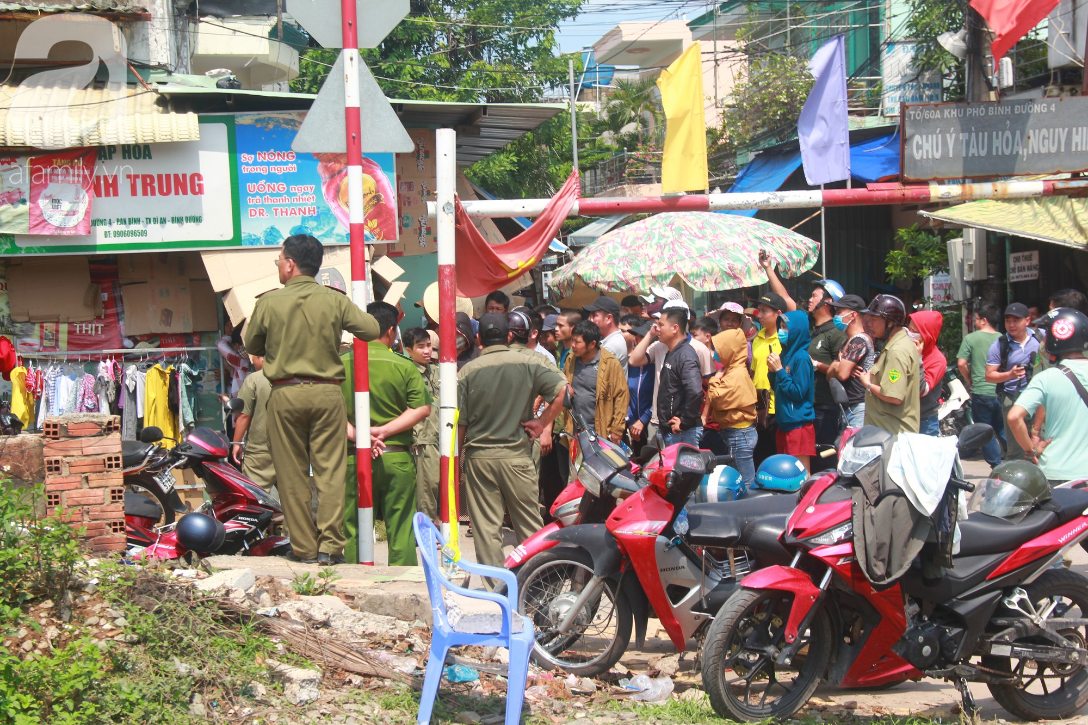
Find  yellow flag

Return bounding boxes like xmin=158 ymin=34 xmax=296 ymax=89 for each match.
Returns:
xmin=656 ymin=42 xmax=708 ymax=194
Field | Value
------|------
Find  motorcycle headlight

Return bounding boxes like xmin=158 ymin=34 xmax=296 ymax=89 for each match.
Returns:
xmin=837 ymin=439 xmax=881 ymax=477
xmin=239 ymin=481 xmax=282 ymax=512
xmin=577 ymin=463 xmax=604 ymax=498
xmin=809 ymin=522 xmax=853 ymax=546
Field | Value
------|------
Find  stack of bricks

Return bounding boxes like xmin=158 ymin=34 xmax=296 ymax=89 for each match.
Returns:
xmin=42 ymin=414 xmax=126 ymax=553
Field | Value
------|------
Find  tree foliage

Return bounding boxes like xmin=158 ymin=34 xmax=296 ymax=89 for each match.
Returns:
xmin=291 ymin=0 xmax=582 ymax=103
xmin=711 ymin=52 xmax=813 ymax=155
xmin=885 ymin=224 xmax=950 ymax=284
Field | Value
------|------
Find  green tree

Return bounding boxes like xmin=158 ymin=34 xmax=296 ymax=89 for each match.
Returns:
xmin=291 ymin=0 xmax=582 ymax=103
xmin=599 ymin=77 xmax=664 ymax=146
xmin=711 ymin=51 xmax=814 ymax=155
xmin=885 ymin=224 xmax=950 ymax=285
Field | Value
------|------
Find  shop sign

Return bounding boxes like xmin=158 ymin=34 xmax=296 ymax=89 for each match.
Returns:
xmin=881 ymin=42 xmax=941 ymax=117
xmin=902 ymin=96 xmax=1088 ymax=181
xmin=0 ymin=117 xmax=237 ymax=255
xmin=0 ymin=148 xmax=97 ymax=236
xmin=923 ymin=272 xmax=954 ymax=305
xmin=1009 ymin=250 xmax=1039 ymax=282
xmin=235 ymin=111 xmax=398 ymax=245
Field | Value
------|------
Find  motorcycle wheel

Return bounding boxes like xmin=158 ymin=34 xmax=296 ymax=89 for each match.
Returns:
xmin=125 ymin=481 xmax=177 ymax=527
xmin=516 ymin=547 xmax=631 ymax=677
xmin=984 ymin=569 xmax=1088 ymax=721
xmin=702 ymin=588 xmax=831 ymax=722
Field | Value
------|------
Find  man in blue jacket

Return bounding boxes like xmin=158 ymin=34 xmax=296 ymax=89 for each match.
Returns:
xmin=621 ymin=317 xmax=655 ymax=452
xmin=767 ymin=310 xmax=816 ymax=472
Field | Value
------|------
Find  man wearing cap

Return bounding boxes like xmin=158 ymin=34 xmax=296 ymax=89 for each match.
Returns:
xmin=584 ymin=296 xmax=628 ymax=374
xmin=751 ymin=292 xmax=786 ymax=464
xmin=245 ymin=234 xmax=381 ymax=564
xmin=621 ymin=295 xmax=646 ymax=319
xmin=533 ymin=306 xmax=560 ymax=359
xmin=986 ymin=303 xmax=1041 ymax=460
xmin=342 ymin=302 xmax=432 ymax=566
xmin=855 ymin=295 xmax=920 ymax=436
xmin=708 ymin=302 xmax=754 ymax=371
xmin=458 ymin=313 xmax=567 ymax=577
xmin=828 ymin=295 xmax=875 ymax=428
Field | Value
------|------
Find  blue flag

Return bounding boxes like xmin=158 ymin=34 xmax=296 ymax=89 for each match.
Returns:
xmin=798 ymin=35 xmax=850 ymax=186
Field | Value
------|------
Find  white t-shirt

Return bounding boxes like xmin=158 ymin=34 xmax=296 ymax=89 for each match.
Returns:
xmin=601 ymin=330 xmax=628 ymax=374
xmin=647 ymin=336 xmax=715 ymax=425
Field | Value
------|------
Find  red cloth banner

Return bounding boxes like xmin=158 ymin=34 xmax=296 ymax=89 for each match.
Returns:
xmin=453 ymin=172 xmax=580 ymax=298
xmin=27 ymin=148 xmax=96 ymax=235
xmin=970 ymin=0 xmax=1062 ymax=66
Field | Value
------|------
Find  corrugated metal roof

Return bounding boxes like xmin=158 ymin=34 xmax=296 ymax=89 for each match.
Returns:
xmin=156 ymin=85 xmax=564 ymax=166
xmin=0 ymin=83 xmax=200 ymax=149
xmin=0 ymin=0 xmax=147 ymax=13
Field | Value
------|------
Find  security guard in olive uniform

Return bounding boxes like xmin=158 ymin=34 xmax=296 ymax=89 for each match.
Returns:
xmin=342 ymin=302 xmax=432 ymax=566
xmin=458 ymin=313 xmax=567 ymax=578
xmin=245 ymin=235 xmax=380 ymax=564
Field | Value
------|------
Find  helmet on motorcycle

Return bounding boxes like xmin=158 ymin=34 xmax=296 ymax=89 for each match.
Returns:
xmin=176 ymin=513 xmax=226 ymax=553
xmin=859 ymin=294 xmax=907 ymax=327
xmin=506 ymin=310 xmax=532 ymax=342
xmin=1042 ymin=307 xmax=1088 ymax=360
xmin=968 ymin=460 xmax=1052 ymax=523
xmin=754 ymin=454 xmax=807 ymax=492
xmin=695 ymin=465 xmax=745 ymax=503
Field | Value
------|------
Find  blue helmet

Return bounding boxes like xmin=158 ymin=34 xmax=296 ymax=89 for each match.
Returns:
xmin=813 ymin=279 xmax=845 ymax=303
xmin=754 ymin=455 xmax=808 ymax=492
xmin=695 ymin=465 xmax=745 ymax=503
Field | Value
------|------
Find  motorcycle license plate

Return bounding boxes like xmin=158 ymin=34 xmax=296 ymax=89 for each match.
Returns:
xmin=155 ymin=471 xmax=175 ymax=493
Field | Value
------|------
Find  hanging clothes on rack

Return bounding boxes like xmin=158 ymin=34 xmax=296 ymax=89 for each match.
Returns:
xmin=77 ymin=372 xmax=98 ymax=412
xmin=145 ymin=363 xmax=178 ymax=447
xmin=8 ymin=365 xmax=32 ymax=428
xmin=121 ymin=364 xmax=139 ymax=440
xmin=178 ymin=362 xmax=201 ymax=430
xmin=36 ymin=365 xmax=56 ymax=429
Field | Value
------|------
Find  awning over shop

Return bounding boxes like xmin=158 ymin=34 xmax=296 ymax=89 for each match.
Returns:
xmin=568 ymin=214 xmax=630 ymax=247
xmin=920 ymin=196 xmax=1088 ymax=250
xmin=720 ymin=130 xmax=900 ymax=217
xmin=0 ymin=83 xmax=201 ymax=149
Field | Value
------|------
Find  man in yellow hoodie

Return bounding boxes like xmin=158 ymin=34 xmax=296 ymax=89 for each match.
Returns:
xmin=708 ymin=328 xmax=758 ymax=485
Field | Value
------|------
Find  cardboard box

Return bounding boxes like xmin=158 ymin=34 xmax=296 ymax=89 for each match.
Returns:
xmin=117 ymin=252 xmax=200 ymax=284
xmin=7 ymin=258 xmax=99 ymax=322
xmin=122 ymin=282 xmax=194 ymax=335
xmin=117 ymin=255 xmax=150 ymax=284
xmin=200 ymin=248 xmax=282 ymax=292
xmin=190 ymin=278 xmax=219 ymax=332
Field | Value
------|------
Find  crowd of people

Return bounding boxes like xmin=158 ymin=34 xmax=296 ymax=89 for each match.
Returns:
xmin=230 ymin=234 xmax=1088 ymax=569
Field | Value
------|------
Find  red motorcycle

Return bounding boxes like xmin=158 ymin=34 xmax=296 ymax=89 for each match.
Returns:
xmin=701 ymin=423 xmax=1088 ymax=722
xmin=514 ymin=420 xmax=797 ymax=676
xmin=124 ymin=422 xmax=289 ymax=561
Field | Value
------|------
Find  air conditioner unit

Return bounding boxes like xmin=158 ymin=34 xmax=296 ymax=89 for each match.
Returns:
xmin=962 ymin=227 xmax=988 ymax=281
xmin=946 ymin=237 xmax=971 ymax=301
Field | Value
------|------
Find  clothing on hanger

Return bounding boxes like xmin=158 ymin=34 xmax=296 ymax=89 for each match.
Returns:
xmin=145 ymin=363 xmax=178 ymax=447
xmin=8 ymin=366 xmax=32 ymax=428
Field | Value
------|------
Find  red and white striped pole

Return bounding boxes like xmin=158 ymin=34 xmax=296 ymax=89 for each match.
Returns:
xmin=340 ymin=0 xmax=374 ymax=565
xmin=435 ymin=128 xmax=457 ymax=541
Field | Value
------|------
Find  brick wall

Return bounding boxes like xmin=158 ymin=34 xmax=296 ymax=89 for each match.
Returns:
xmin=41 ymin=414 xmax=126 ymax=553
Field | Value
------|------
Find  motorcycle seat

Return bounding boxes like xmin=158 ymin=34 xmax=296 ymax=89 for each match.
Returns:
xmin=124 ymin=491 xmax=163 ymax=520
xmin=1044 ymin=487 xmax=1088 ymax=525
xmin=122 ymin=440 xmax=154 ymax=468
xmin=685 ymin=494 xmax=796 ymax=548
xmin=957 ymin=509 xmax=1058 ymax=557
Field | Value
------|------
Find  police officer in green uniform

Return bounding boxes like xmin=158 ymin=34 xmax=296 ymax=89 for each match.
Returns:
xmin=402 ymin=328 xmax=441 ymax=522
xmin=342 ymin=302 xmax=432 ymax=566
xmin=855 ymin=295 xmax=921 ymax=436
xmin=245 ymin=235 xmax=380 ymax=564
xmin=458 ymin=313 xmax=567 ymax=580
xmin=232 ymin=355 xmax=276 ymax=496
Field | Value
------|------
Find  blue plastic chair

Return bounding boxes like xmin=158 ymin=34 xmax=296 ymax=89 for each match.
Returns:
xmin=412 ymin=512 xmax=534 ymax=725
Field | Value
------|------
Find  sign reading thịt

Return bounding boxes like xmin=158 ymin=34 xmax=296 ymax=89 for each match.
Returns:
xmin=902 ymin=96 xmax=1088 ymax=181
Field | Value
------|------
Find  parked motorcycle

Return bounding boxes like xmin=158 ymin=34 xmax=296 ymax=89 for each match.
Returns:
xmin=700 ymin=423 xmax=1088 ymax=722
xmin=939 ymin=364 xmax=972 ymax=437
xmin=124 ymin=415 xmax=289 ymax=561
xmin=514 ymin=405 xmax=797 ymax=676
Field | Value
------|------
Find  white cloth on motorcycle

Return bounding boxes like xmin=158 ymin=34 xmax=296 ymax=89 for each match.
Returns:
xmin=887 ymin=433 xmax=964 ymax=517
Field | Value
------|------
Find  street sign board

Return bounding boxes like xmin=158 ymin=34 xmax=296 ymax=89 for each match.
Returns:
xmin=291 ymin=51 xmax=414 ymax=154
xmin=286 ymin=0 xmax=408 ymax=49
xmin=881 ymin=42 xmax=940 ymax=117
xmin=1009 ymin=250 xmax=1039 ymax=282
xmin=902 ymin=96 xmax=1088 ymax=181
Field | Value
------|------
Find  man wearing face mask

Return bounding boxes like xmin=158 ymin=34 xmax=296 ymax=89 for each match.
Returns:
xmin=828 ymin=295 xmax=875 ymax=427
xmin=854 ymin=295 xmax=920 ymax=435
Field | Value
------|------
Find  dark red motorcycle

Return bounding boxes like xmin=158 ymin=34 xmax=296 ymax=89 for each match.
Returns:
xmin=124 ymin=422 xmax=289 ymax=561
xmin=701 ymin=423 xmax=1088 ymax=722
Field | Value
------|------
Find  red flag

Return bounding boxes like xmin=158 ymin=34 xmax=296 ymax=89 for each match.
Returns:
xmin=970 ymin=0 xmax=1061 ymax=66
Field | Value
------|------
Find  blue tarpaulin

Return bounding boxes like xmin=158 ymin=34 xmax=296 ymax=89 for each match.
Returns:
xmin=719 ymin=130 xmax=899 ymax=217
xmin=579 ymin=51 xmax=615 ymax=90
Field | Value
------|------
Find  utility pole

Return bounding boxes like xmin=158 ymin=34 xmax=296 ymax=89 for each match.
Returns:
xmin=569 ymin=59 xmax=579 ymax=175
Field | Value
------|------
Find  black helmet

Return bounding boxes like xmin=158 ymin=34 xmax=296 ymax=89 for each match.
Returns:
xmin=506 ymin=310 xmax=531 ymax=342
xmin=176 ymin=513 xmax=226 ymax=553
xmin=969 ymin=460 xmax=1051 ymax=523
xmin=860 ymin=294 xmax=907 ymax=327
xmin=1043 ymin=307 xmax=1088 ymax=360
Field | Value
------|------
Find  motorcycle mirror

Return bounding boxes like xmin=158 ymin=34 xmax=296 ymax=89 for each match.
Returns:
xmin=139 ymin=426 xmax=164 ymax=443
xmin=956 ymin=423 xmax=995 ymax=454
xmin=227 ymin=398 xmax=245 ymax=414
xmin=829 ymin=378 xmax=849 ymax=407
xmin=563 ymin=385 xmax=574 ymax=411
